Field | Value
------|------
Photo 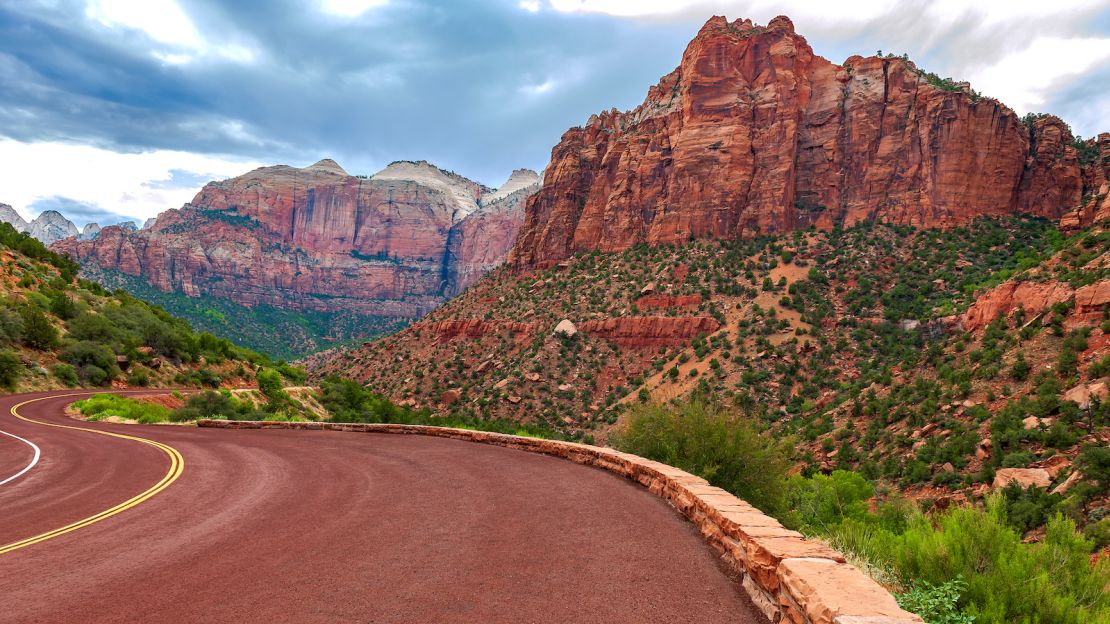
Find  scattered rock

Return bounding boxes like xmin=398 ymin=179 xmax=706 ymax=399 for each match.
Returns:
xmin=440 ymin=389 xmax=461 ymax=404
xmin=553 ymin=319 xmax=578 ymax=337
xmin=1022 ymin=416 xmax=1054 ymax=430
xmin=1064 ymin=382 xmax=1109 ymax=409
xmin=1051 ymin=470 xmax=1083 ymax=495
xmin=993 ymin=468 xmax=1052 ymax=490
xmin=507 ymin=395 xmax=522 ymax=404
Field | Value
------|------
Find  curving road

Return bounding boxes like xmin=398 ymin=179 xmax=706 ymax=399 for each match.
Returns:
xmin=0 ymin=390 xmax=765 ymax=623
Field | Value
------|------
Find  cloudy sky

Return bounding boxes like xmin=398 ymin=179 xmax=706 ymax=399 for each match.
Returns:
xmin=1 ymin=0 xmax=1109 ymax=227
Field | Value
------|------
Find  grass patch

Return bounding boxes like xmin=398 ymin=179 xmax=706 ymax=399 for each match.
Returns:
xmin=73 ymin=394 xmax=170 ymax=424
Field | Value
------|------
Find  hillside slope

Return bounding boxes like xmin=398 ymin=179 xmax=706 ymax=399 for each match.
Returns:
xmin=0 ymin=223 xmax=277 ymax=393
xmin=309 ymin=214 xmax=1110 ymax=529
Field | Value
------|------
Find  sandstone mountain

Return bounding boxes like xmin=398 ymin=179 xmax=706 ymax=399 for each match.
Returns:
xmin=511 ymin=15 xmax=1108 ymax=267
xmin=53 ymin=159 xmax=538 ymax=356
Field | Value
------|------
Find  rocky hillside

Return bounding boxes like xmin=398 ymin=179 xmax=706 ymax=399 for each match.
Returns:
xmin=511 ymin=15 xmax=1108 ymax=267
xmin=0 ymin=222 xmax=283 ymax=393
xmin=53 ymin=160 xmax=538 ymax=358
xmin=310 ymin=213 xmax=1110 ymax=536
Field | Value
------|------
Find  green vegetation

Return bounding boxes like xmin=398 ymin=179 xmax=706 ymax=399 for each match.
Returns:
xmin=316 ymin=376 xmax=564 ymax=439
xmin=615 ymin=398 xmax=1110 ymax=624
xmin=612 ymin=399 xmax=793 ymax=515
xmin=74 ymin=394 xmax=171 ymax=424
xmin=0 ymin=221 xmax=279 ymax=391
xmin=82 ymin=267 xmax=409 ymax=359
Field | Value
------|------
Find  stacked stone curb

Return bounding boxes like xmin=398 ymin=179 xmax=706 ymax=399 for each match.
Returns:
xmin=197 ymin=419 xmax=923 ymax=624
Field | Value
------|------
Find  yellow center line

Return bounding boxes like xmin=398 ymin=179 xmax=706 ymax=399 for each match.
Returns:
xmin=0 ymin=392 xmax=185 ymax=556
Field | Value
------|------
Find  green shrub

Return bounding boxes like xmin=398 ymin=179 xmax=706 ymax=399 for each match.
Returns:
xmin=61 ymin=341 xmax=119 ymax=385
xmin=831 ymin=497 xmax=1110 ymax=624
xmin=611 ymin=399 xmax=793 ymax=515
xmin=785 ymin=470 xmax=874 ymax=533
xmin=0 ymin=349 xmax=22 ymax=389
xmin=73 ymin=394 xmax=170 ymax=424
xmin=896 ymin=576 xmax=974 ymax=624
xmin=52 ymin=363 xmax=78 ymax=386
xmin=126 ymin=368 xmax=151 ymax=387
xmin=171 ymin=390 xmax=257 ymax=422
xmin=19 ymin=305 xmax=58 ymax=349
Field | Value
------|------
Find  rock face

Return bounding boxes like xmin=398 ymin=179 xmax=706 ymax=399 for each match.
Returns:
xmin=80 ymin=223 xmax=101 ymax=241
xmin=0 ymin=204 xmax=30 ymax=232
xmin=25 ymin=210 xmax=80 ymax=245
xmin=511 ymin=15 xmax=1104 ymax=268
xmin=54 ymin=160 xmax=538 ymax=317
xmin=0 ymin=205 xmax=82 ymax=245
xmin=580 ymin=316 xmax=720 ymax=347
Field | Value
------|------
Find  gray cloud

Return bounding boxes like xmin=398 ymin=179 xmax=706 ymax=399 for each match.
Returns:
xmin=0 ymin=0 xmax=1107 ymax=194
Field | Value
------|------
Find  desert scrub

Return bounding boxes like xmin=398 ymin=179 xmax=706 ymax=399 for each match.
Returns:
xmin=611 ymin=398 xmax=794 ymax=516
xmin=829 ymin=497 xmax=1110 ymax=624
xmin=73 ymin=394 xmax=170 ymax=424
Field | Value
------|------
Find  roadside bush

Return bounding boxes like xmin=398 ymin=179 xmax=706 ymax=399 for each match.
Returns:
xmin=831 ymin=497 xmax=1110 ymax=624
xmin=60 ymin=340 xmax=119 ymax=385
xmin=73 ymin=394 xmax=169 ymax=424
xmin=896 ymin=577 xmax=974 ymax=624
xmin=316 ymin=376 xmax=560 ymax=438
xmin=611 ymin=399 xmax=793 ymax=516
xmin=0 ymin=349 xmax=22 ymax=389
xmin=52 ymin=363 xmax=78 ymax=387
xmin=171 ymin=390 xmax=258 ymax=422
xmin=784 ymin=470 xmax=874 ymax=533
xmin=19 ymin=305 xmax=58 ymax=349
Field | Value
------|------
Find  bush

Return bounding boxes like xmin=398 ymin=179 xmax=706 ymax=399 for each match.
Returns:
xmin=73 ymin=394 xmax=170 ymax=424
xmin=171 ymin=390 xmax=257 ymax=422
xmin=19 ymin=305 xmax=58 ymax=349
xmin=611 ymin=399 xmax=794 ymax=515
xmin=0 ymin=349 xmax=22 ymax=389
xmin=831 ymin=497 xmax=1110 ymax=624
xmin=61 ymin=341 xmax=119 ymax=385
xmin=52 ymin=363 xmax=78 ymax=386
xmin=785 ymin=470 xmax=874 ymax=533
xmin=896 ymin=576 xmax=974 ymax=624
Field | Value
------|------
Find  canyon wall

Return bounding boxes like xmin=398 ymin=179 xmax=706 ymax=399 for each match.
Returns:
xmin=511 ymin=15 xmax=1107 ymax=267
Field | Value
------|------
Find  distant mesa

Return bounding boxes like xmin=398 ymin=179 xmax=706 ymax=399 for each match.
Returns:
xmin=51 ymin=158 xmax=540 ymax=353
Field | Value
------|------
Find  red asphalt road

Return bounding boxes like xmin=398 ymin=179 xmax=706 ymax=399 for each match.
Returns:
xmin=0 ymin=391 xmax=766 ymax=623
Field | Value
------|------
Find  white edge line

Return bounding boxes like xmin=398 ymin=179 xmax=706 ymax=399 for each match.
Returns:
xmin=0 ymin=427 xmax=41 ymax=486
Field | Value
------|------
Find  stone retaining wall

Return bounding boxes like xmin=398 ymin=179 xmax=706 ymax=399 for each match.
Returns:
xmin=197 ymin=419 xmax=923 ymax=624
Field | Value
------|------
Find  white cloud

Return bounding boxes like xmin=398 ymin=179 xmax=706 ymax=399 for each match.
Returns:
xmin=85 ymin=0 xmax=202 ymax=47
xmin=536 ymin=0 xmax=1110 ymax=134
xmin=0 ymin=139 xmax=263 ymax=225
xmin=84 ymin=0 xmax=257 ymax=65
xmin=967 ymin=36 xmax=1110 ymax=115
xmin=519 ymin=0 xmax=541 ymax=12
xmin=521 ymin=78 xmax=559 ymax=95
xmin=319 ymin=0 xmax=389 ymax=17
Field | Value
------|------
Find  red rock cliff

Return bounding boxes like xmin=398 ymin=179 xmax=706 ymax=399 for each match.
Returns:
xmin=511 ymin=15 xmax=1103 ymax=267
xmin=54 ymin=160 xmax=537 ymax=317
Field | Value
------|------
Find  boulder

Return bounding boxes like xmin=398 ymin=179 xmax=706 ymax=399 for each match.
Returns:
xmin=1064 ymin=382 xmax=1109 ymax=409
xmin=553 ymin=319 xmax=578 ymax=337
xmin=993 ymin=468 xmax=1052 ymax=490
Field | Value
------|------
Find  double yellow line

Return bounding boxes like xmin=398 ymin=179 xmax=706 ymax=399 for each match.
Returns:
xmin=0 ymin=393 xmax=185 ymax=556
